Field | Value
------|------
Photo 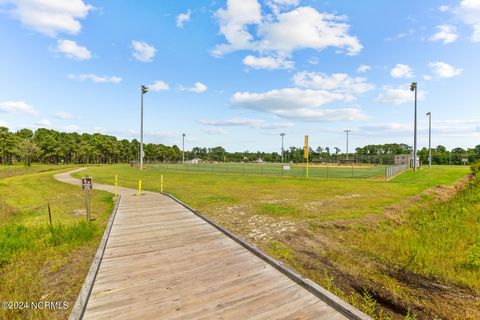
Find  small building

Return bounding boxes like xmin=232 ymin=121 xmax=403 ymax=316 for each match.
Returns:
xmin=185 ymin=158 xmax=202 ymax=164
xmin=395 ymin=154 xmax=420 ymax=168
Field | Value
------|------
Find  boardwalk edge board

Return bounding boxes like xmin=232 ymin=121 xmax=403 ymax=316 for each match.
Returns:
xmin=69 ymin=195 xmax=122 ymax=320
xmin=163 ymin=193 xmax=372 ymax=320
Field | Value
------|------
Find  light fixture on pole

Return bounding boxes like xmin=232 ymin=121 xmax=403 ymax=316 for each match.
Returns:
xmin=426 ymin=112 xmax=432 ymax=168
xmin=280 ymin=133 xmax=285 ymax=163
xmin=182 ymin=133 xmax=186 ymax=164
xmin=140 ymin=85 xmax=149 ymax=171
xmin=344 ymin=130 xmax=351 ymax=160
xmin=410 ymin=82 xmax=418 ymax=171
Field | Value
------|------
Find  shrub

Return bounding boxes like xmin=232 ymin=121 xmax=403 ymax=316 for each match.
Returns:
xmin=465 ymin=245 xmax=480 ymax=270
xmin=470 ymin=161 xmax=480 ymax=177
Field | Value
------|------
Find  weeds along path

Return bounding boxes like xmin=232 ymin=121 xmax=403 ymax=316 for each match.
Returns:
xmin=54 ymin=169 xmax=369 ymax=320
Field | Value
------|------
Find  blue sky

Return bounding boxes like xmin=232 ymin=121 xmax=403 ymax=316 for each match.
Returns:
xmin=0 ymin=0 xmax=479 ymax=152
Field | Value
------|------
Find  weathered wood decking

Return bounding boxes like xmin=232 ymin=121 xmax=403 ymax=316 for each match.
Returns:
xmin=56 ymin=169 xmax=370 ymax=320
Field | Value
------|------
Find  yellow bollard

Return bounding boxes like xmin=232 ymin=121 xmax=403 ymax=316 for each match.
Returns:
xmin=161 ymin=174 xmax=164 ymax=193
xmin=114 ymin=174 xmax=118 ymax=197
xmin=137 ymin=179 xmax=142 ymax=196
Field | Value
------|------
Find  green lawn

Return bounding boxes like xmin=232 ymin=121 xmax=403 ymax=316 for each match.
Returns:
xmin=0 ymin=168 xmax=113 ymax=320
xmin=0 ymin=164 xmax=73 ymax=179
xmin=147 ymin=162 xmax=387 ymax=180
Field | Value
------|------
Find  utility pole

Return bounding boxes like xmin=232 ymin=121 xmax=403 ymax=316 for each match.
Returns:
xmin=344 ymin=130 xmax=351 ymax=160
xmin=410 ymin=82 xmax=418 ymax=171
xmin=182 ymin=133 xmax=186 ymax=164
xmin=140 ymin=85 xmax=149 ymax=170
xmin=280 ymin=133 xmax=285 ymax=163
xmin=427 ymin=112 xmax=432 ymax=168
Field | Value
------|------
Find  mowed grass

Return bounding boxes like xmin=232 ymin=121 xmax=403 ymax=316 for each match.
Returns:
xmin=0 ymin=164 xmax=72 ymax=179
xmin=147 ymin=162 xmax=386 ymax=180
xmin=76 ymin=165 xmax=469 ymax=222
xmin=0 ymin=168 xmax=113 ymax=320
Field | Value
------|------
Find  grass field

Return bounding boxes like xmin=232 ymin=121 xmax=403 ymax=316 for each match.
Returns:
xmin=147 ymin=162 xmax=387 ymax=180
xmin=0 ymin=168 xmax=113 ymax=320
xmin=0 ymin=164 xmax=72 ymax=179
xmin=75 ymin=164 xmax=477 ymax=319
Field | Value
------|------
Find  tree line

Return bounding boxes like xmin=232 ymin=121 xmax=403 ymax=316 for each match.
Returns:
xmin=1 ymin=126 xmax=479 ymax=166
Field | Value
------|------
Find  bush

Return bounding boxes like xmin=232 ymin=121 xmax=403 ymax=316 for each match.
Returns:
xmin=471 ymin=161 xmax=480 ymax=177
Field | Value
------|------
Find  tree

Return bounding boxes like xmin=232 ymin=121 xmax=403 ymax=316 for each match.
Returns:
xmin=14 ymin=139 xmax=40 ymax=166
xmin=0 ymin=127 xmax=15 ymax=165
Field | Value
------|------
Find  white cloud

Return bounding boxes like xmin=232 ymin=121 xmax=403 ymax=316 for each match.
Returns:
xmin=204 ymin=128 xmax=227 ymax=135
xmin=35 ymin=118 xmax=51 ymax=127
xmin=199 ymin=118 xmax=294 ymax=129
xmin=68 ymin=73 xmax=122 ymax=83
xmin=0 ymin=101 xmax=38 ymax=115
xmin=176 ymin=9 xmax=191 ymax=28
xmin=55 ymin=111 xmax=72 ymax=119
xmin=456 ymin=0 xmax=480 ymax=42
xmin=0 ymin=120 xmax=8 ymax=127
xmin=0 ymin=0 xmax=93 ymax=37
xmin=266 ymin=0 xmax=300 ymax=15
xmin=375 ymin=84 xmax=425 ymax=105
xmin=390 ymin=64 xmax=414 ymax=78
xmin=357 ymin=64 xmax=371 ymax=73
xmin=428 ymin=61 xmax=462 ymax=78
xmin=423 ymin=75 xmax=432 ymax=81
xmin=243 ymin=54 xmax=294 ymax=69
xmin=429 ymin=25 xmax=458 ymax=44
xmin=293 ymin=71 xmax=374 ymax=94
xmin=180 ymin=82 xmax=207 ymax=93
xmin=386 ymin=29 xmax=415 ymax=41
xmin=439 ymin=5 xmax=449 ymax=12
xmin=131 ymin=40 xmax=156 ymax=62
xmin=56 ymin=39 xmax=91 ymax=60
xmin=213 ymin=2 xmax=362 ymax=57
xmin=64 ymin=125 xmax=80 ymax=132
xmin=231 ymin=88 xmax=367 ymax=121
xmin=148 ymin=81 xmax=170 ymax=92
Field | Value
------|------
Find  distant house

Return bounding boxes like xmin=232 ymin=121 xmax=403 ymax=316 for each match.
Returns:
xmin=254 ymin=158 xmax=263 ymax=163
xmin=395 ymin=154 xmax=420 ymax=168
xmin=185 ymin=158 xmax=202 ymax=164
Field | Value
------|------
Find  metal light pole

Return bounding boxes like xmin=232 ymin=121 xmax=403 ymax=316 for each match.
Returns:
xmin=344 ymin=130 xmax=351 ymax=160
xmin=426 ymin=112 xmax=432 ymax=168
xmin=182 ymin=133 xmax=186 ymax=164
xmin=280 ymin=133 xmax=285 ymax=163
xmin=410 ymin=82 xmax=418 ymax=171
xmin=140 ymin=85 xmax=149 ymax=171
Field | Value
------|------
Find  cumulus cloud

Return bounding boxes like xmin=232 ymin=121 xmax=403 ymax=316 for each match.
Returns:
xmin=0 ymin=101 xmax=38 ymax=115
xmin=293 ymin=71 xmax=374 ymax=94
xmin=68 ymin=73 xmax=122 ymax=83
xmin=199 ymin=118 xmax=294 ymax=129
xmin=231 ymin=88 xmax=367 ymax=121
xmin=439 ymin=5 xmax=449 ymax=12
xmin=179 ymin=82 xmax=207 ymax=93
xmin=55 ymin=111 xmax=72 ymax=119
xmin=428 ymin=61 xmax=462 ymax=78
xmin=429 ymin=25 xmax=458 ymax=44
xmin=456 ymin=0 xmax=480 ymax=42
xmin=35 ymin=118 xmax=51 ymax=127
xmin=0 ymin=0 xmax=93 ymax=37
xmin=375 ymin=84 xmax=425 ymax=105
xmin=131 ymin=40 xmax=156 ymax=62
xmin=213 ymin=1 xmax=362 ymax=57
xmin=148 ymin=81 xmax=170 ymax=92
xmin=390 ymin=64 xmax=414 ymax=78
xmin=357 ymin=64 xmax=371 ymax=73
xmin=176 ymin=9 xmax=191 ymax=28
xmin=56 ymin=39 xmax=91 ymax=60
xmin=242 ymin=54 xmax=294 ymax=70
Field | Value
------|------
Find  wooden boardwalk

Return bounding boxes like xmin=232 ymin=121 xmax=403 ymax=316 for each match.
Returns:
xmin=56 ymin=170 xmax=369 ymax=320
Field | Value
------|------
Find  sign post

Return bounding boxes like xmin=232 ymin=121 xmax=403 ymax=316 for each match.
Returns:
xmin=82 ymin=176 xmax=93 ymax=222
xmin=304 ymin=135 xmax=309 ymax=179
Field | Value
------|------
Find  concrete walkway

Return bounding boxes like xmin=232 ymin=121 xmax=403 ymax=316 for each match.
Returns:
xmin=55 ymin=169 xmax=369 ymax=320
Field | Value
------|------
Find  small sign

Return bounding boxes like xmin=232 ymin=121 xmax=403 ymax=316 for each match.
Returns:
xmin=82 ymin=177 xmax=93 ymax=191
xmin=283 ymin=165 xmax=291 ymax=170
xmin=462 ymin=158 xmax=469 ymax=164
xmin=304 ymin=135 xmax=309 ymax=159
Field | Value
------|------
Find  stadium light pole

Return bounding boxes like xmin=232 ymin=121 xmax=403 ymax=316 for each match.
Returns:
xmin=344 ymin=130 xmax=351 ymax=160
xmin=140 ymin=85 xmax=149 ymax=171
xmin=280 ymin=133 xmax=285 ymax=163
xmin=182 ymin=133 xmax=186 ymax=164
xmin=410 ymin=82 xmax=418 ymax=172
xmin=426 ymin=112 xmax=432 ymax=169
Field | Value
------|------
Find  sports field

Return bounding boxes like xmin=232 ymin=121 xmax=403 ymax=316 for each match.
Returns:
xmin=147 ymin=162 xmax=387 ymax=180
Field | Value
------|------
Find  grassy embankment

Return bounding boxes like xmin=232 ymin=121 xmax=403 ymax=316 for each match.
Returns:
xmin=0 ymin=167 xmax=113 ymax=320
xmin=76 ymin=165 xmax=477 ymax=319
